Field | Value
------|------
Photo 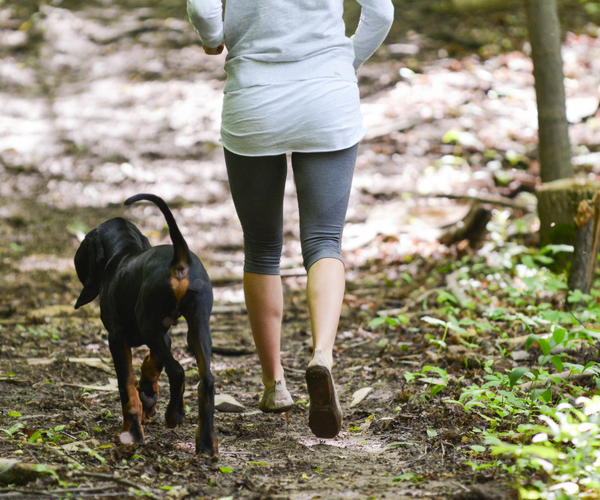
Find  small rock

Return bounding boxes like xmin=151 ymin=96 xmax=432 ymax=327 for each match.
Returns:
xmin=214 ymin=394 xmax=245 ymax=413
xmin=509 ymin=350 xmax=530 ymax=361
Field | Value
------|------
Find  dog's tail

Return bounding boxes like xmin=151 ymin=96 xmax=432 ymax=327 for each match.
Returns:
xmin=124 ymin=194 xmax=191 ymax=305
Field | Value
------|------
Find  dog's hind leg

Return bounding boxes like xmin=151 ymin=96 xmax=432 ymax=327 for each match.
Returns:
xmin=109 ymin=334 xmax=144 ymax=445
xmin=185 ymin=301 xmax=218 ymax=459
xmin=137 ymin=350 xmax=163 ymax=422
xmin=145 ymin=333 xmax=186 ymax=429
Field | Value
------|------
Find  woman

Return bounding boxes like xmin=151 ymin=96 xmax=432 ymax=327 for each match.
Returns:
xmin=187 ymin=0 xmax=393 ymax=438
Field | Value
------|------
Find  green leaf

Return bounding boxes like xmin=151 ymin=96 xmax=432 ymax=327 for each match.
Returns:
xmin=552 ymin=328 xmax=566 ymax=345
xmin=521 ymin=445 xmax=562 ymax=459
xmin=315 ymin=467 xmax=322 ymax=473
xmin=219 ymin=467 xmax=233 ymax=474
xmin=430 ymin=385 xmax=445 ymax=397
xmin=470 ymin=445 xmax=486 ymax=453
xmin=159 ymin=486 xmax=173 ymax=491
xmin=3 ymin=423 xmax=24 ymax=436
xmin=525 ymin=334 xmax=538 ymax=350
xmin=437 ymin=290 xmax=458 ymax=304
xmin=29 ymin=430 xmax=42 ymax=443
xmin=540 ymin=244 xmax=573 ymax=255
xmin=393 ymin=472 xmax=415 ymax=482
xmin=368 ymin=317 xmax=386 ymax=328
xmin=538 ymin=339 xmax=551 ymax=356
xmin=426 ymin=429 xmax=437 ymax=438
xmin=509 ymin=367 xmax=529 ymax=388
xmin=550 ymin=355 xmax=563 ymax=372
xmin=8 ymin=411 xmax=21 ymax=418
xmin=538 ymin=389 xmax=552 ymax=403
xmin=421 ymin=316 xmax=448 ymax=327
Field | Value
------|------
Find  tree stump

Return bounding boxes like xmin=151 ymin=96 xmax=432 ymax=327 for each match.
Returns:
xmin=568 ymin=193 xmax=600 ymax=294
xmin=536 ymin=178 xmax=600 ymax=246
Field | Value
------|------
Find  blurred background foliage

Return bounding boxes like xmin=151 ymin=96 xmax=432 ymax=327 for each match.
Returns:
xmin=1 ymin=0 xmax=600 ymax=60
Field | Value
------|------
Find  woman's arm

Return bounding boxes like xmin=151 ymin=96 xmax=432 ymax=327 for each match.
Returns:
xmin=351 ymin=0 xmax=394 ymax=72
xmin=187 ymin=0 xmax=224 ymax=54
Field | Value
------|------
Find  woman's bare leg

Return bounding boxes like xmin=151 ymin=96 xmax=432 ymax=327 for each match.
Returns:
xmin=306 ymin=258 xmax=345 ymax=366
xmin=243 ymin=272 xmax=285 ymax=389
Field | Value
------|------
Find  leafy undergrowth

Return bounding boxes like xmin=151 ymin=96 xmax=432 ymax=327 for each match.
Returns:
xmin=367 ymin=210 xmax=600 ymax=500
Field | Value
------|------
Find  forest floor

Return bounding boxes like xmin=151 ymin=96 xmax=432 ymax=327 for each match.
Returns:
xmin=1 ymin=0 xmax=600 ymax=499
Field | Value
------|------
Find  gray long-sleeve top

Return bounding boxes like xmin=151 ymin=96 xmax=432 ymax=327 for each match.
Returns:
xmin=187 ymin=0 xmax=394 ymax=92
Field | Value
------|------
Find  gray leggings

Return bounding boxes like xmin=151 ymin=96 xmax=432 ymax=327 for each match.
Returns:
xmin=224 ymin=144 xmax=358 ymax=275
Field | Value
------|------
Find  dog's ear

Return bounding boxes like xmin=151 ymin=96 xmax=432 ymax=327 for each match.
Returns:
xmin=74 ymin=229 xmax=106 ymax=309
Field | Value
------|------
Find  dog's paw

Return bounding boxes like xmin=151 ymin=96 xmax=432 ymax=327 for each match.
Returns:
xmin=196 ymin=428 xmax=219 ymax=460
xmin=139 ymin=391 xmax=158 ymax=421
xmin=120 ymin=415 xmax=144 ymax=444
xmin=165 ymin=403 xmax=185 ymax=428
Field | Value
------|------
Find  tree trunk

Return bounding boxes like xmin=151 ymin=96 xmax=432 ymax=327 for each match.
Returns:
xmin=537 ymin=179 xmax=600 ymax=246
xmin=568 ymin=194 xmax=600 ymax=294
xmin=524 ymin=0 xmax=573 ymax=183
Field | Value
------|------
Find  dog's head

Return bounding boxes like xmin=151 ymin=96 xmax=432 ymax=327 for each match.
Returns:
xmin=74 ymin=227 xmax=105 ymax=309
xmin=74 ymin=218 xmax=152 ymax=309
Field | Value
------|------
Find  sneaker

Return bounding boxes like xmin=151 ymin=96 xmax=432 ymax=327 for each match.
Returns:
xmin=259 ymin=378 xmax=293 ymax=413
xmin=305 ymin=349 xmax=342 ymax=438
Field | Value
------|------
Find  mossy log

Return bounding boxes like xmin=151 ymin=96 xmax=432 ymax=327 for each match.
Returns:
xmin=536 ymin=178 xmax=600 ymax=246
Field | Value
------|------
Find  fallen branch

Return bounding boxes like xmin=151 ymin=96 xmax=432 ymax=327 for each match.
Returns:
xmin=439 ymin=203 xmax=492 ymax=247
xmin=432 ymin=193 xmax=534 ymax=212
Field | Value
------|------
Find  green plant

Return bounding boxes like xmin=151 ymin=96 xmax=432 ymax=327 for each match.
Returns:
xmin=489 ymin=396 xmax=600 ymax=499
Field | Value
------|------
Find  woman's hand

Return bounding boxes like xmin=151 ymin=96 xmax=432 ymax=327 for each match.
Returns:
xmin=203 ymin=42 xmax=224 ymax=55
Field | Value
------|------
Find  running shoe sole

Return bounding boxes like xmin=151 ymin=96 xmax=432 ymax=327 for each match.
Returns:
xmin=306 ymin=365 xmax=342 ymax=438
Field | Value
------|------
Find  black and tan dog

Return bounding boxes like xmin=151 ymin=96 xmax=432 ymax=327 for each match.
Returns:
xmin=74 ymin=194 xmax=217 ymax=458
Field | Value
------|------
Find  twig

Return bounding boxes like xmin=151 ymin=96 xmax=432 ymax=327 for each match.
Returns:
xmin=73 ymin=472 xmax=161 ymax=500
xmin=0 ymin=438 xmax=84 ymax=467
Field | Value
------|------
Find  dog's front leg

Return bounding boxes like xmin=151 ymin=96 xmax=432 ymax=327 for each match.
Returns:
xmin=137 ymin=350 xmax=163 ymax=422
xmin=109 ymin=334 xmax=144 ymax=445
xmin=186 ymin=307 xmax=218 ymax=459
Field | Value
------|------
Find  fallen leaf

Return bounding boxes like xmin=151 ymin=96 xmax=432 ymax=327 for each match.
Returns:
xmin=419 ymin=377 xmax=447 ymax=386
xmin=349 ymin=387 xmax=373 ymax=408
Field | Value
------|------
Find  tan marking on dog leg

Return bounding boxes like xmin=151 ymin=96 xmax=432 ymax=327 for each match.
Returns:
xmin=137 ymin=351 xmax=161 ymax=422
xmin=120 ymin=349 xmax=144 ymax=444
